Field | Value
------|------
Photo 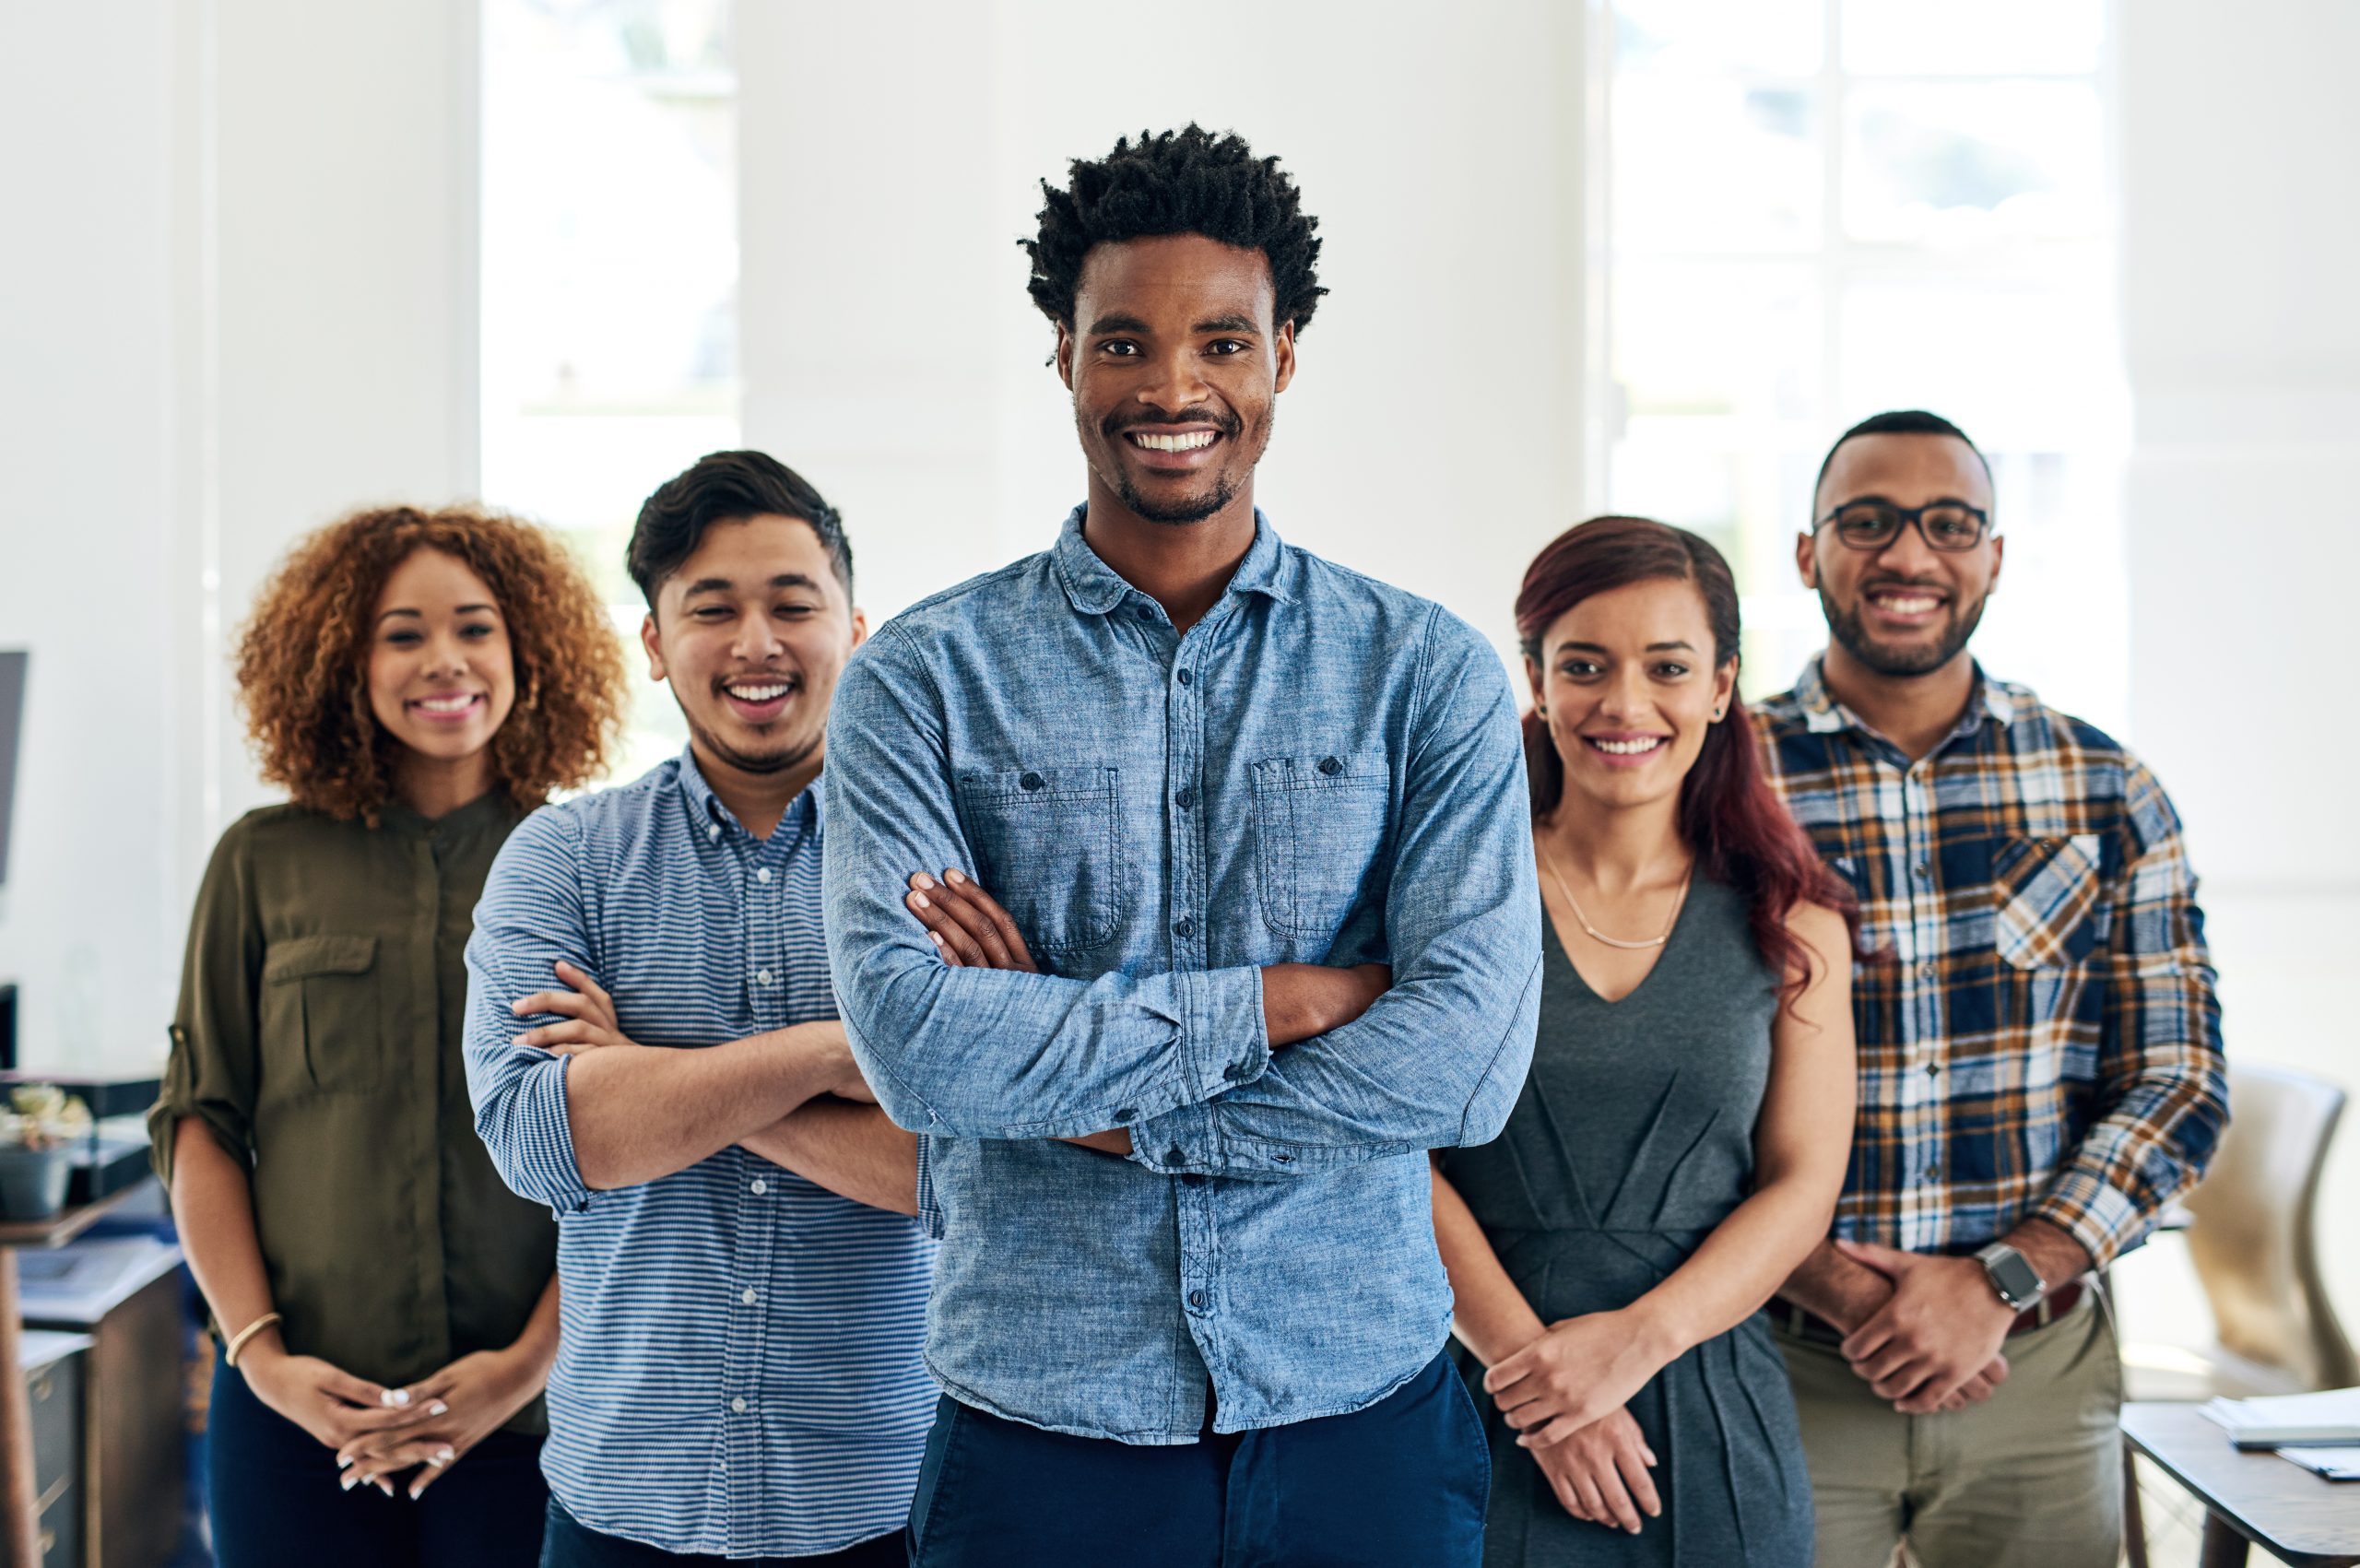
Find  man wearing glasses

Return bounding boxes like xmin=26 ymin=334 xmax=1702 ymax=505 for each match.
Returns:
xmin=1752 ymin=409 xmax=2227 ymax=1567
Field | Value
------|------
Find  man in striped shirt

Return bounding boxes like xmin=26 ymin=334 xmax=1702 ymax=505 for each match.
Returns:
xmin=464 ymin=452 xmax=933 ymax=1565
xmin=1755 ymin=410 xmax=2227 ymax=1567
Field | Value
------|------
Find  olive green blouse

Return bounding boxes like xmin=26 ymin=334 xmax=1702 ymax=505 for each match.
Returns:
xmin=149 ymin=793 xmax=556 ymax=1429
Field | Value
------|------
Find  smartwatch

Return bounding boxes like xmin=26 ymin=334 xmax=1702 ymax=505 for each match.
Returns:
xmin=1973 ymin=1242 xmax=2047 ymax=1312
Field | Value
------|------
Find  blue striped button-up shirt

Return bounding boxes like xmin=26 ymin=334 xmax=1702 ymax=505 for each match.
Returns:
xmin=463 ymin=752 xmax=936 ymax=1558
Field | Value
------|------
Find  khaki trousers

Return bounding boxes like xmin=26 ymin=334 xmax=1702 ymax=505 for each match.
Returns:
xmin=1774 ymin=1296 xmax=2124 ymax=1568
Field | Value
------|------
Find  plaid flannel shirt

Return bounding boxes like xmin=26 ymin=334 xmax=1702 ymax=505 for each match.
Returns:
xmin=1752 ymin=656 xmax=2227 ymax=1269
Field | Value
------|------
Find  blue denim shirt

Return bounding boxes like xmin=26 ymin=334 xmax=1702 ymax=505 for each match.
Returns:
xmin=822 ymin=509 xmax=1540 ymax=1442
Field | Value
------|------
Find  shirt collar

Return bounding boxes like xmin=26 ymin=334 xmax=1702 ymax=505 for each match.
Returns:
xmin=379 ymin=787 xmax=517 ymax=839
xmin=1049 ymin=504 xmax=1295 ymax=619
xmin=1791 ymin=652 xmax=2014 ymax=744
xmin=675 ymin=745 xmax=823 ymax=846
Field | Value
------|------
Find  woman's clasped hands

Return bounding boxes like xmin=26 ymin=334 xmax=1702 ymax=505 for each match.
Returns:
xmin=1483 ymin=1309 xmax=1670 ymax=1536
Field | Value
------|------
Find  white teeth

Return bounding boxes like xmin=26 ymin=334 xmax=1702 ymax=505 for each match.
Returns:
xmin=728 ymin=684 xmax=791 ymax=701
xmin=416 ymin=694 xmax=476 ymax=713
xmin=1587 ymin=737 xmax=1665 ymax=756
xmin=1874 ymin=595 xmax=1939 ymax=614
xmin=1130 ymin=430 xmax=1216 ymax=452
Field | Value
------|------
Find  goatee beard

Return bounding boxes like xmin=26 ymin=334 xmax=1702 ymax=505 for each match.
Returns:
xmin=1823 ymin=588 xmax=1987 ymax=677
xmin=1116 ymin=472 xmax=1239 ymax=525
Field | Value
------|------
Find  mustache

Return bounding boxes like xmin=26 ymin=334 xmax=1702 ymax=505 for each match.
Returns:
xmin=1103 ymin=407 xmax=1243 ymax=441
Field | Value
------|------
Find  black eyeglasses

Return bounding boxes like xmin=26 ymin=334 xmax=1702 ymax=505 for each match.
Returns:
xmin=1813 ymin=501 xmax=1992 ymax=553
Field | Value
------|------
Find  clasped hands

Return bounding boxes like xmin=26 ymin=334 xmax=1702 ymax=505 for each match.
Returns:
xmin=236 ymin=1332 xmax=545 ymax=1501
xmin=1483 ymin=1311 xmax=1667 ymax=1535
xmin=1831 ymin=1238 xmax=2013 ymax=1415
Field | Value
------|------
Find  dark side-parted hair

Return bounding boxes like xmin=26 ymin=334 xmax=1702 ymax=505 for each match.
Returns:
xmin=1813 ymin=408 xmax=1993 ymax=502
xmin=1516 ymin=515 xmax=1860 ymax=1003
xmin=627 ymin=450 xmax=854 ymax=605
xmin=1021 ymin=125 xmax=1328 ymax=333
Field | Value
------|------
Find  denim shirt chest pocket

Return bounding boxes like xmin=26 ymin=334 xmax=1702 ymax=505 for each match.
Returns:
xmin=953 ymin=763 xmax=1124 ymax=952
xmin=1990 ymin=832 xmax=2108 ymax=969
xmin=1247 ymin=750 xmax=1392 ymax=938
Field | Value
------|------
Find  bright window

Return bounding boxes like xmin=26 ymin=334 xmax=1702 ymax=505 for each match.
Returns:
xmin=480 ymin=0 xmax=739 ymax=783
xmin=1595 ymin=0 xmax=2128 ymax=725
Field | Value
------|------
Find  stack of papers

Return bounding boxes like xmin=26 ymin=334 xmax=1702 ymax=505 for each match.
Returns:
xmin=2201 ymin=1388 xmax=2360 ymax=1449
xmin=2276 ymin=1447 xmax=2360 ymax=1482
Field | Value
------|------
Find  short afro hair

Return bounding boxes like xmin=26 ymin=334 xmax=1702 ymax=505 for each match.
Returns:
xmin=1022 ymin=124 xmax=1326 ymax=335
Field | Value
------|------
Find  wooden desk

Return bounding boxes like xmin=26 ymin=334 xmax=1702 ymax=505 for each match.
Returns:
xmin=0 ymin=1183 xmax=155 ymax=1568
xmin=2124 ymin=1402 xmax=2360 ymax=1566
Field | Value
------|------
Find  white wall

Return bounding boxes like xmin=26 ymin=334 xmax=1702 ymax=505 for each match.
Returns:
xmin=738 ymin=0 xmax=1590 ymax=666
xmin=0 ymin=0 xmax=478 ymax=1074
xmin=2115 ymin=0 xmax=2360 ymax=1331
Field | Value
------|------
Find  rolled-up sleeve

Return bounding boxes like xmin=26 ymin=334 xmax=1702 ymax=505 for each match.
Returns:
xmin=462 ymin=808 xmax=596 ymax=1213
xmin=150 ymin=827 xmax=265 ymax=1181
xmin=1130 ymin=608 xmax=1542 ymax=1176
xmin=822 ymin=625 xmax=1265 ymax=1140
xmin=2032 ymin=760 xmax=2227 ymax=1268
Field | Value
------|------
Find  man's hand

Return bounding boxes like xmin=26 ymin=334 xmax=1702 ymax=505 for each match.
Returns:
xmin=1835 ymin=1239 xmax=2017 ymax=1414
xmin=902 ymin=872 xmax=1127 ymax=1154
xmin=1531 ymin=1408 xmax=1660 ymax=1535
xmin=906 ymin=870 xmax=1037 ymax=972
xmin=338 ymin=1345 xmax=550 ymax=1500
xmin=1484 ymin=1309 xmax=1671 ymax=1451
xmin=512 ymin=961 xmax=641 ymax=1056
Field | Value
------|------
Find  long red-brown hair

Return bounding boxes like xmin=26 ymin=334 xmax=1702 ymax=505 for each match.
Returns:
xmin=1517 ymin=515 xmax=1859 ymax=1002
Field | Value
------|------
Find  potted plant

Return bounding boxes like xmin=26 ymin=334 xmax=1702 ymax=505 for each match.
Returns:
xmin=0 ymin=1084 xmax=91 ymax=1221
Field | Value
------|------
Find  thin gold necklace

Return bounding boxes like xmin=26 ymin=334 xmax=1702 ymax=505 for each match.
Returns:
xmin=1539 ymin=842 xmax=1693 ymax=951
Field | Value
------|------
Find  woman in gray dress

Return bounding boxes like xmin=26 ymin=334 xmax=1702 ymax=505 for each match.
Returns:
xmin=1434 ymin=516 xmax=1858 ymax=1565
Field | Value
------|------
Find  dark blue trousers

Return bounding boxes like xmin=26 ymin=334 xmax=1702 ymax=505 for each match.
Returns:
xmin=538 ymin=1499 xmax=907 ymax=1566
xmin=907 ymin=1350 xmax=1488 ymax=1567
xmin=206 ymin=1356 xmax=549 ymax=1568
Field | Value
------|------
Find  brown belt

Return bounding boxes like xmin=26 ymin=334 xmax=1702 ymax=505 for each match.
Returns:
xmin=1773 ymin=1279 xmax=2086 ymax=1347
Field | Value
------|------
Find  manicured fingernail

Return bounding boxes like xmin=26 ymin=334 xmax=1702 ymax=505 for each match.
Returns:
xmin=341 ymin=1471 xmax=360 ymax=1491
xmin=428 ymin=1401 xmax=448 ymax=1416
xmin=377 ymin=1480 xmax=395 ymax=1497
xmin=383 ymin=1388 xmax=410 ymax=1407
xmin=512 ymin=1034 xmax=528 ymax=1046
xmin=435 ymin=1446 xmax=454 ymax=1462
xmin=910 ymin=890 xmax=929 ymax=910
xmin=912 ymin=873 xmax=935 ymax=889
xmin=926 ymin=931 xmax=944 ymax=948
xmin=944 ymin=868 xmax=967 ymax=885
xmin=336 ymin=1453 xmax=352 ymax=1469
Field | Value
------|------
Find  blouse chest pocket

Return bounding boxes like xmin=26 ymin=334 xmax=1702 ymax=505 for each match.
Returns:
xmin=1991 ymin=833 xmax=2106 ymax=970
xmin=260 ymin=935 xmax=384 ymax=1092
xmin=1249 ymin=751 xmax=1392 ymax=939
xmin=953 ymin=764 xmax=1123 ymax=953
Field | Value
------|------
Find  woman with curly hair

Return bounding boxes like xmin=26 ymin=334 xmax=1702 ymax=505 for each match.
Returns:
xmin=148 ymin=505 xmax=626 ymax=1568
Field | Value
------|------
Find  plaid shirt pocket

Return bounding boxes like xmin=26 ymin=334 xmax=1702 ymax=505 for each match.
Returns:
xmin=1992 ymin=832 xmax=2106 ymax=969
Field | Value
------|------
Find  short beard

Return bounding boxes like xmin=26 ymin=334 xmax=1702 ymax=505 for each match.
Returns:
xmin=685 ymin=714 xmax=820 ymax=778
xmin=1115 ymin=471 xmax=1239 ymax=525
xmin=1823 ymin=587 xmax=1988 ymax=677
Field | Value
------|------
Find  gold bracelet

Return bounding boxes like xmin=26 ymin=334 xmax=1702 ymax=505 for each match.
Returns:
xmin=223 ymin=1312 xmax=284 ymax=1368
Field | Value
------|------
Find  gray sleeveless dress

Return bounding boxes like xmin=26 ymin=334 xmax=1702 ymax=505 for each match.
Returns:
xmin=1436 ymin=876 xmax=1813 ymax=1567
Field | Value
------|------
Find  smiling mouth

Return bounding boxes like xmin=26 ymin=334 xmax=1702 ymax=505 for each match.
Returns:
xmin=1584 ymin=736 xmax=1669 ymax=757
xmin=719 ymin=678 xmax=799 ymax=722
xmin=1865 ymin=587 xmax=1947 ymax=619
xmin=1127 ymin=430 xmax=1218 ymax=453
xmin=409 ymin=692 xmax=483 ymax=719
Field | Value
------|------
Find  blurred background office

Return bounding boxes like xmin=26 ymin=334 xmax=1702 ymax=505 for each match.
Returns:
xmin=1 ymin=2 xmax=2354 ymax=1565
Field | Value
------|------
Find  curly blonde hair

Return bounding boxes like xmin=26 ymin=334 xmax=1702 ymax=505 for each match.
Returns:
xmin=236 ymin=505 xmax=627 ymax=822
